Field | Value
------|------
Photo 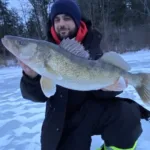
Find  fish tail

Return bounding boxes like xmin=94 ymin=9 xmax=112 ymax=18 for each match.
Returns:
xmin=135 ymin=73 xmax=150 ymax=105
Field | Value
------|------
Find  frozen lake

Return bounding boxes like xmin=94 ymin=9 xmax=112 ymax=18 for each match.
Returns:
xmin=0 ymin=49 xmax=150 ymax=150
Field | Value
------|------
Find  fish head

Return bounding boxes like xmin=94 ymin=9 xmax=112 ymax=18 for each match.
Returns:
xmin=1 ymin=35 xmax=37 ymax=61
xmin=1 ymin=35 xmax=61 ymax=80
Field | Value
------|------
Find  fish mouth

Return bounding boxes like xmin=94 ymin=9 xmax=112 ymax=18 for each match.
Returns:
xmin=1 ymin=38 xmax=5 ymax=46
xmin=1 ymin=36 xmax=10 ymax=51
xmin=1 ymin=35 xmax=19 ymax=57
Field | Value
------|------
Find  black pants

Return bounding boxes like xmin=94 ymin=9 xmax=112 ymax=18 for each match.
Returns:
xmin=56 ymin=97 xmax=142 ymax=150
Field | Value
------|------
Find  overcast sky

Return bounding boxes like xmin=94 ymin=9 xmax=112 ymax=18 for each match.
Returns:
xmin=7 ymin=0 xmax=52 ymax=24
xmin=7 ymin=0 xmax=52 ymax=16
xmin=8 ymin=0 xmax=21 ymax=9
xmin=7 ymin=0 xmax=32 ymax=22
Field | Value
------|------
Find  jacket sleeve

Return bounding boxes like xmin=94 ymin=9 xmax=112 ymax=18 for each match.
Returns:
xmin=20 ymin=71 xmax=49 ymax=102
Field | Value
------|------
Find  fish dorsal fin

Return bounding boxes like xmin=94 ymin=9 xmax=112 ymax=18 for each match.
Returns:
xmin=100 ymin=51 xmax=131 ymax=71
xmin=59 ymin=38 xmax=90 ymax=59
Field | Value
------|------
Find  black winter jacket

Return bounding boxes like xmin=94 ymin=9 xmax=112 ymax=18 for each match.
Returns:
xmin=20 ymin=17 xmax=122 ymax=150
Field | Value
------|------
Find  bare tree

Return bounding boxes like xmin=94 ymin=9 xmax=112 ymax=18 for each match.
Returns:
xmin=17 ymin=0 xmax=31 ymax=36
xmin=28 ymin=0 xmax=50 ymax=39
xmin=139 ymin=0 xmax=150 ymax=16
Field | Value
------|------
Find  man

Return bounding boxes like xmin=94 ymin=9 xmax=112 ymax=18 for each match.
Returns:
xmin=19 ymin=0 xmax=150 ymax=150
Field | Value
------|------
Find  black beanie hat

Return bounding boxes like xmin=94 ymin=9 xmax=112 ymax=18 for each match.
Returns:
xmin=50 ymin=0 xmax=81 ymax=28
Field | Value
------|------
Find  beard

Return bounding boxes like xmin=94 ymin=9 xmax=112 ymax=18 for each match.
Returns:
xmin=57 ymin=26 xmax=78 ymax=40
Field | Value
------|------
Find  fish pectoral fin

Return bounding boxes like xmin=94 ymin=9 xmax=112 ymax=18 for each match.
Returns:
xmin=100 ymin=51 xmax=131 ymax=71
xmin=103 ymin=76 xmax=127 ymax=91
xmin=40 ymin=76 xmax=56 ymax=97
xmin=59 ymin=38 xmax=90 ymax=59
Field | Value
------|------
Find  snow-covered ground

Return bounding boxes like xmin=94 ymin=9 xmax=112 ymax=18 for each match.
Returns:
xmin=0 ymin=49 xmax=150 ymax=150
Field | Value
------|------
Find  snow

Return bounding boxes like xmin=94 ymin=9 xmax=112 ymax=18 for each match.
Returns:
xmin=0 ymin=49 xmax=150 ymax=150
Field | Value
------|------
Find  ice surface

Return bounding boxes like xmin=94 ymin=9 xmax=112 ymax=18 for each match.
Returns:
xmin=0 ymin=50 xmax=150 ymax=150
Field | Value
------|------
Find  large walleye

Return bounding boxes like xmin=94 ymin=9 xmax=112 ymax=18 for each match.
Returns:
xmin=1 ymin=35 xmax=150 ymax=105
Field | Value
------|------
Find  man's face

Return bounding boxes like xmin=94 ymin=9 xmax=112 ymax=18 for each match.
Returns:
xmin=54 ymin=14 xmax=77 ymax=39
